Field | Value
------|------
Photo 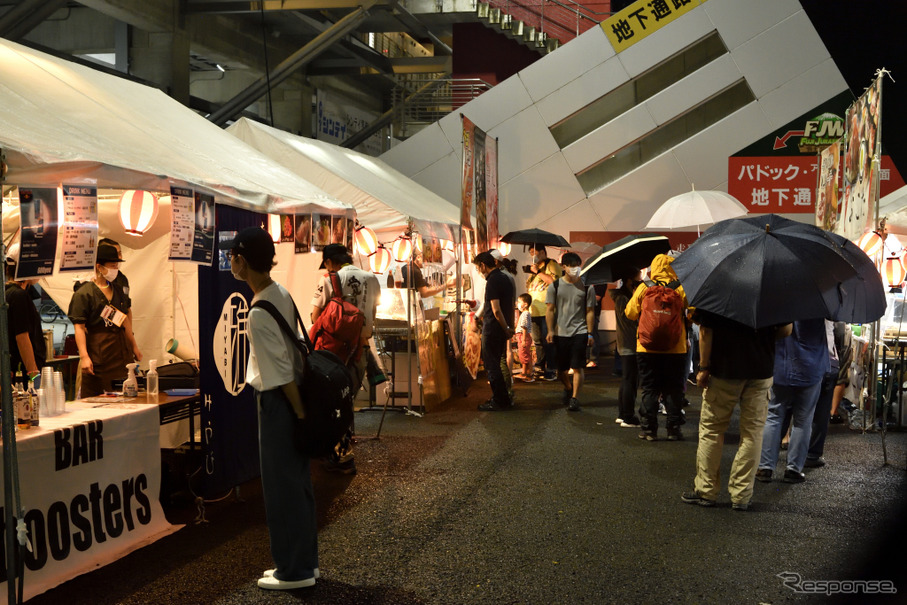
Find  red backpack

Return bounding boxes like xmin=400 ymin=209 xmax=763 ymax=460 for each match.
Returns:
xmin=637 ymin=279 xmax=684 ymax=351
xmin=311 ymin=272 xmax=365 ymax=364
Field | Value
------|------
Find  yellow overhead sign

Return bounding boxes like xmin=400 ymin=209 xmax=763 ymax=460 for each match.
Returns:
xmin=602 ymin=0 xmax=705 ymax=53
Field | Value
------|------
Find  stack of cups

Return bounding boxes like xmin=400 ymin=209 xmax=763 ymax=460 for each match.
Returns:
xmin=53 ymin=371 xmax=65 ymax=415
xmin=40 ymin=367 xmax=56 ymax=417
xmin=37 ymin=388 xmax=47 ymax=418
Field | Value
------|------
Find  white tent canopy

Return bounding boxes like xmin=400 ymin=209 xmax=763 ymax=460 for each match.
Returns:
xmin=0 ymin=37 xmax=349 ymax=215
xmin=227 ymin=117 xmax=459 ymax=240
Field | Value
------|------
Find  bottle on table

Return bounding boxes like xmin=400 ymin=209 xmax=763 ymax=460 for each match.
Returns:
xmin=146 ymin=360 xmax=159 ymax=402
xmin=16 ymin=383 xmax=30 ymax=431
xmin=28 ymin=378 xmax=39 ymax=427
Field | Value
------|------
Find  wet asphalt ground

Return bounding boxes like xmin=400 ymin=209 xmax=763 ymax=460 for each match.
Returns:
xmin=28 ymin=359 xmax=907 ymax=605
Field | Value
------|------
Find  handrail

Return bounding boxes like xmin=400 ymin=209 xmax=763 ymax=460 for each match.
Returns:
xmin=485 ymin=0 xmax=609 ymax=43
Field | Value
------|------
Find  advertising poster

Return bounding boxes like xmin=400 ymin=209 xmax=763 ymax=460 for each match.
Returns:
xmin=815 ymin=142 xmax=841 ymax=232
xmin=294 ymin=213 xmax=311 ymax=253
xmin=191 ymin=191 xmax=216 ymax=264
xmin=345 ymin=218 xmax=354 ymax=252
xmin=169 ymin=185 xmax=195 ymax=261
xmin=474 ymin=128 xmax=488 ymax=252
xmin=839 ymin=76 xmax=882 ymax=241
xmin=59 ymin=184 xmax=98 ymax=272
xmin=280 ymin=215 xmax=294 ymax=243
xmin=315 ymin=89 xmax=384 ymax=156
xmin=331 ymin=214 xmax=346 ymax=245
xmin=486 ymin=136 xmax=499 ymax=247
xmin=461 ymin=116 xmax=475 ymax=229
xmin=16 ymin=186 xmax=59 ymax=279
xmin=312 ymin=213 xmax=331 ymax=250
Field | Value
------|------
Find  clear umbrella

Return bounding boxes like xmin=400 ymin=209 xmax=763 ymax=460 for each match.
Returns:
xmin=646 ymin=187 xmax=748 ymax=235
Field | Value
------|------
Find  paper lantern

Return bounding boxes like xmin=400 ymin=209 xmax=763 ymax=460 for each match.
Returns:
xmin=498 ymin=241 xmax=511 ymax=256
xmin=267 ymin=214 xmax=281 ymax=243
xmin=392 ymin=236 xmax=413 ymax=262
xmin=118 ymin=190 xmax=159 ymax=235
xmin=885 ymin=257 xmax=906 ymax=288
xmin=440 ymin=238 xmax=455 ymax=251
xmin=857 ymin=231 xmax=883 ymax=257
xmin=354 ymin=224 xmax=378 ymax=256
xmin=369 ymin=247 xmax=392 ymax=274
xmin=414 ymin=234 xmax=424 ymax=254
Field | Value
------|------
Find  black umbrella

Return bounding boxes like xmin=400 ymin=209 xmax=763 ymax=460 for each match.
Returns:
xmin=580 ymin=234 xmax=671 ymax=285
xmin=671 ymin=214 xmax=885 ymax=328
xmin=500 ymin=228 xmax=570 ymax=248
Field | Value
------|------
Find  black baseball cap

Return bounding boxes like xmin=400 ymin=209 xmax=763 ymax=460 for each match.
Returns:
xmin=221 ymin=227 xmax=275 ymax=266
xmin=96 ymin=242 xmax=124 ymax=263
xmin=319 ymin=243 xmax=348 ymax=269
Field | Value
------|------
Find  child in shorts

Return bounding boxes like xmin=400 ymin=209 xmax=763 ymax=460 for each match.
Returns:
xmin=516 ymin=293 xmax=534 ymax=382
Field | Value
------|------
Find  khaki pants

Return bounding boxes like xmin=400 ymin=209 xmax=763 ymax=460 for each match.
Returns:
xmin=694 ymin=376 xmax=772 ymax=505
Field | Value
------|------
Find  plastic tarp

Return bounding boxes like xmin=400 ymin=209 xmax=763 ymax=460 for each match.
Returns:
xmin=0 ymin=37 xmax=350 ymax=215
xmin=227 ymin=117 xmax=459 ymax=239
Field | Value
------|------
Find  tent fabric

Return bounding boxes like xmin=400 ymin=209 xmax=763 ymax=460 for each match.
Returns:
xmin=227 ymin=118 xmax=460 ymax=240
xmin=0 ymin=38 xmax=350 ymax=215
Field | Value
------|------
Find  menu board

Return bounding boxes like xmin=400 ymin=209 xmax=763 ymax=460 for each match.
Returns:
xmin=59 ymin=184 xmax=99 ymax=272
xmin=169 ymin=185 xmax=195 ymax=261
xmin=191 ymin=192 xmax=215 ymax=264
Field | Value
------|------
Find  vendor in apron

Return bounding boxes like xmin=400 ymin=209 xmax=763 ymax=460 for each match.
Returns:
xmin=68 ymin=242 xmax=142 ymax=397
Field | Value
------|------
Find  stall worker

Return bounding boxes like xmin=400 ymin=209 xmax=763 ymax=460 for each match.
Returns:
xmin=4 ymin=243 xmax=45 ymax=381
xmin=68 ymin=242 xmax=142 ymax=397
xmin=396 ymin=252 xmax=454 ymax=299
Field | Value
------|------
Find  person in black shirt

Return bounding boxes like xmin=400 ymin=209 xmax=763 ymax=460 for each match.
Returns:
xmin=68 ymin=242 xmax=142 ymax=396
xmin=474 ymin=251 xmax=514 ymax=411
xmin=4 ymin=244 xmax=45 ymax=380
xmin=681 ymin=310 xmax=791 ymax=510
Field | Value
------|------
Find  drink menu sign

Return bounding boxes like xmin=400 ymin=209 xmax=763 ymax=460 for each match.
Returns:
xmin=169 ymin=185 xmax=195 ymax=261
xmin=59 ymin=184 xmax=99 ymax=272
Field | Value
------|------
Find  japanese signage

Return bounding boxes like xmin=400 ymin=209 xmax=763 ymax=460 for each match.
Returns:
xmin=603 ymin=0 xmax=704 ymax=53
xmin=839 ymin=76 xmax=882 ymax=241
xmin=816 ymin=141 xmax=841 ymax=231
xmin=16 ymin=186 xmax=59 ymax=279
xmin=59 ymin=184 xmax=99 ymax=272
xmin=168 ymin=185 xmax=195 ymax=261
xmin=462 ymin=116 xmax=476 ymax=230
xmin=729 ymin=90 xmax=902 ymax=218
xmin=486 ymin=135 xmax=499 ymax=247
xmin=315 ymin=89 xmax=384 ymax=156
xmin=461 ymin=116 xmax=498 ymax=252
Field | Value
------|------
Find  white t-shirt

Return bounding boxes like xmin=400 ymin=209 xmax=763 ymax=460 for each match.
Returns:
xmin=247 ymin=281 xmax=303 ymax=392
xmin=311 ymin=264 xmax=380 ymax=338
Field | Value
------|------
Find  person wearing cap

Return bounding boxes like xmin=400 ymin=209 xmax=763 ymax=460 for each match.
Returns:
xmin=5 ymin=243 xmax=45 ymax=381
xmin=224 ymin=227 xmax=319 ymax=591
xmin=310 ymin=243 xmax=380 ymax=475
xmin=68 ymin=242 xmax=142 ymax=397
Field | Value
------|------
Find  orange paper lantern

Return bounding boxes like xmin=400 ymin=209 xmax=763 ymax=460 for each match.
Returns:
xmin=498 ymin=241 xmax=511 ymax=256
xmin=857 ymin=231 xmax=883 ymax=257
xmin=884 ymin=256 xmax=905 ymax=288
xmin=369 ymin=247 xmax=392 ymax=274
xmin=392 ymin=237 xmax=413 ymax=262
xmin=354 ymin=224 xmax=378 ymax=256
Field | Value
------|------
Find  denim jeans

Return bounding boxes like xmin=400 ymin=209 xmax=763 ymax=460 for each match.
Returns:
xmin=808 ymin=371 xmax=838 ymax=460
xmin=759 ymin=381 xmax=822 ymax=473
xmin=530 ymin=316 xmax=555 ymax=375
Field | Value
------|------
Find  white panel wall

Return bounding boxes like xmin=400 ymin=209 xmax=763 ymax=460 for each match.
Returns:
xmin=518 ymin=25 xmax=612 ymax=102
xmin=534 ymin=57 xmax=630 ymax=127
xmin=616 ymin=5 xmax=714 ymax=78
xmin=540 ymin=198 xmax=605 ymax=237
xmin=703 ymin=0 xmax=802 ymax=50
xmin=562 ymin=104 xmax=656 ymax=173
xmin=644 ymin=54 xmax=741 ymax=125
xmin=409 ymin=151 xmax=461 ymax=205
xmin=758 ymin=58 xmax=849 ymax=129
xmin=488 ymin=106 xmax=561 ymax=183
xmin=458 ymin=75 xmax=535 ymax=131
xmin=730 ymin=10 xmax=831 ymax=98
xmin=499 ymin=153 xmax=586 ymax=230
xmin=383 ymin=122 xmax=454 ymax=176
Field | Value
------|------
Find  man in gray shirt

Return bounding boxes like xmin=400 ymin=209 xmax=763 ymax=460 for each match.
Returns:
xmin=546 ymin=252 xmax=596 ymax=412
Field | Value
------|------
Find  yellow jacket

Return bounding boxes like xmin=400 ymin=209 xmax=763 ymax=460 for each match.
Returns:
xmin=625 ymin=254 xmax=688 ymax=354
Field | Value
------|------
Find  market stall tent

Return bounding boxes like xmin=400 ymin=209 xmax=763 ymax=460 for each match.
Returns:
xmin=227 ymin=117 xmax=460 ymax=242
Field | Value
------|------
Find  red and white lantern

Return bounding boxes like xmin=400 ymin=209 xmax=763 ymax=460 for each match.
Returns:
xmin=118 ymin=190 xmax=159 ymax=236
xmin=369 ymin=247 xmax=392 ymax=274
xmin=884 ymin=256 xmax=905 ymax=288
xmin=857 ymin=231 xmax=883 ymax=258
xmin=392 ymin=236 xmax=413 ymax=262
xmin=354 ymin=224 xmax=378 ymax=256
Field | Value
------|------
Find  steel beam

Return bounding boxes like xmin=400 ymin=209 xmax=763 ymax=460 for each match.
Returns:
xmin=207 ymin=2 xmax=376 ymax=126
xmin=188 ymin=0 xmax=389 ymax=13
xmin=0 ymin=0 xmax=68 ymax=38
xmin=341 ymin=76 xmax=444 ymax=149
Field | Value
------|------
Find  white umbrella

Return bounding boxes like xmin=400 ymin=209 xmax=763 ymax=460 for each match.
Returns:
xmin=646 ymin=188 xmax=748 ymax=234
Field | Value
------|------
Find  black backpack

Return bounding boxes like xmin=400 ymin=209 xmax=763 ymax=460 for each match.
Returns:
xmin=252 ymin=298 xmax=355 ymax=458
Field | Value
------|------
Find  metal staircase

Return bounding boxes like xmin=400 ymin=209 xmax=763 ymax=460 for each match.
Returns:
xmin=475 ymin=0 xmax=607 ymax=54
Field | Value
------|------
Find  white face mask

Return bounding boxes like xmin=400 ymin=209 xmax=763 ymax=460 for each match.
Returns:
xmin=566 ymin=266 xmax=581 ymax=278
xmin=102 ymin=267 xmax=119 ymax=282
xmin=531 ymin=255 xmax=539 ymax=264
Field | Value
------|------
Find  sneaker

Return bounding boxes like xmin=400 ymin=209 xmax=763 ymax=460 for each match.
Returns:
xmin=478 ymin=399 xmax=509 ymax=412
xmin=666 ymin=427 xmax=683 ymax=441
xmin=257 ymin=575 xmax=316 ymax=590
xmin=755 ymin=468 xmax=772 ymax=482
xmin=520 ymin=376 xmax=536 ymax=383
xmin=615 ymin=417 xmax=624 ymax=424
xmin=782 ymin=469 xmax=806 ymax=483
xmin=681 ymin=491 xmax=715 ymax=507
xmin=543 ymin=373 xmax=558 ymax=382
xmin=638 ymin=431 xmax=657 ymax=441
xmin=658 ymin=402 xmax=667 ymax=415
xmin=323 ymin=459 xmax=356 ymax=475
xmin=568 ymin=398 xmax=580 ymax=412
xmin=585 ymin=360 xmax=598 ymax=369
xmin=803 ymin=457 xmax=826 ymax=468
xmin=263 ymin=569 xmax=319 ymax=579
xmin=620 ymin=417 xmax=641 ymax=428
xmin=731 ymin=502 xmax=750 ymax=512
xmin=561 ymin=389 xmax=571 ymax=406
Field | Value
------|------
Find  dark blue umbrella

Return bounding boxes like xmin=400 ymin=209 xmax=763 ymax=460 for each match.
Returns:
xmin=671 ymin=214 xmax=885 ymax=328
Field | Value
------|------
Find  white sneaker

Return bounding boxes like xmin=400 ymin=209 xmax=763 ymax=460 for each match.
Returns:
xmin=263 ymin=568 xmax=319 ymax=579
xmin=620 ymin=419 xmax=641 ymax=428
xmin=257 ymin=575 xmax=315 ymax=590
xmin=615 ymin=418 xmax=624 ymax=424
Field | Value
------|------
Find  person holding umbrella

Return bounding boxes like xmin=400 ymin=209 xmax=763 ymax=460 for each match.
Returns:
xmin=525 ymin=244 xmax=562 ymax=381
xmin=624 ymin=253 xmax=689 ymax=441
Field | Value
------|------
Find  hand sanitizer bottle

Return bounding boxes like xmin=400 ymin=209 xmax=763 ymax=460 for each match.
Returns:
xmin=123 ymin=363 xmax=139 ymax=397
xmin=146 ymin=360 xmax=159 ymax=402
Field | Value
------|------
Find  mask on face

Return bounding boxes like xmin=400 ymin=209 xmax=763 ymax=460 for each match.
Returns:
xmin=531 ymin=255 xmax=539 ymax=264
xmin=230 ymin=257 xmax=243 ymax=281
xmin=103 ymin=267 xmax=119 ymax=282
xmin=566 ymin=266 xmax=581 ymax=278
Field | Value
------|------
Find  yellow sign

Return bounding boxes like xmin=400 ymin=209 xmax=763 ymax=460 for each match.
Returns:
xmin=602 ymin=0 xmax=703 ymax=53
